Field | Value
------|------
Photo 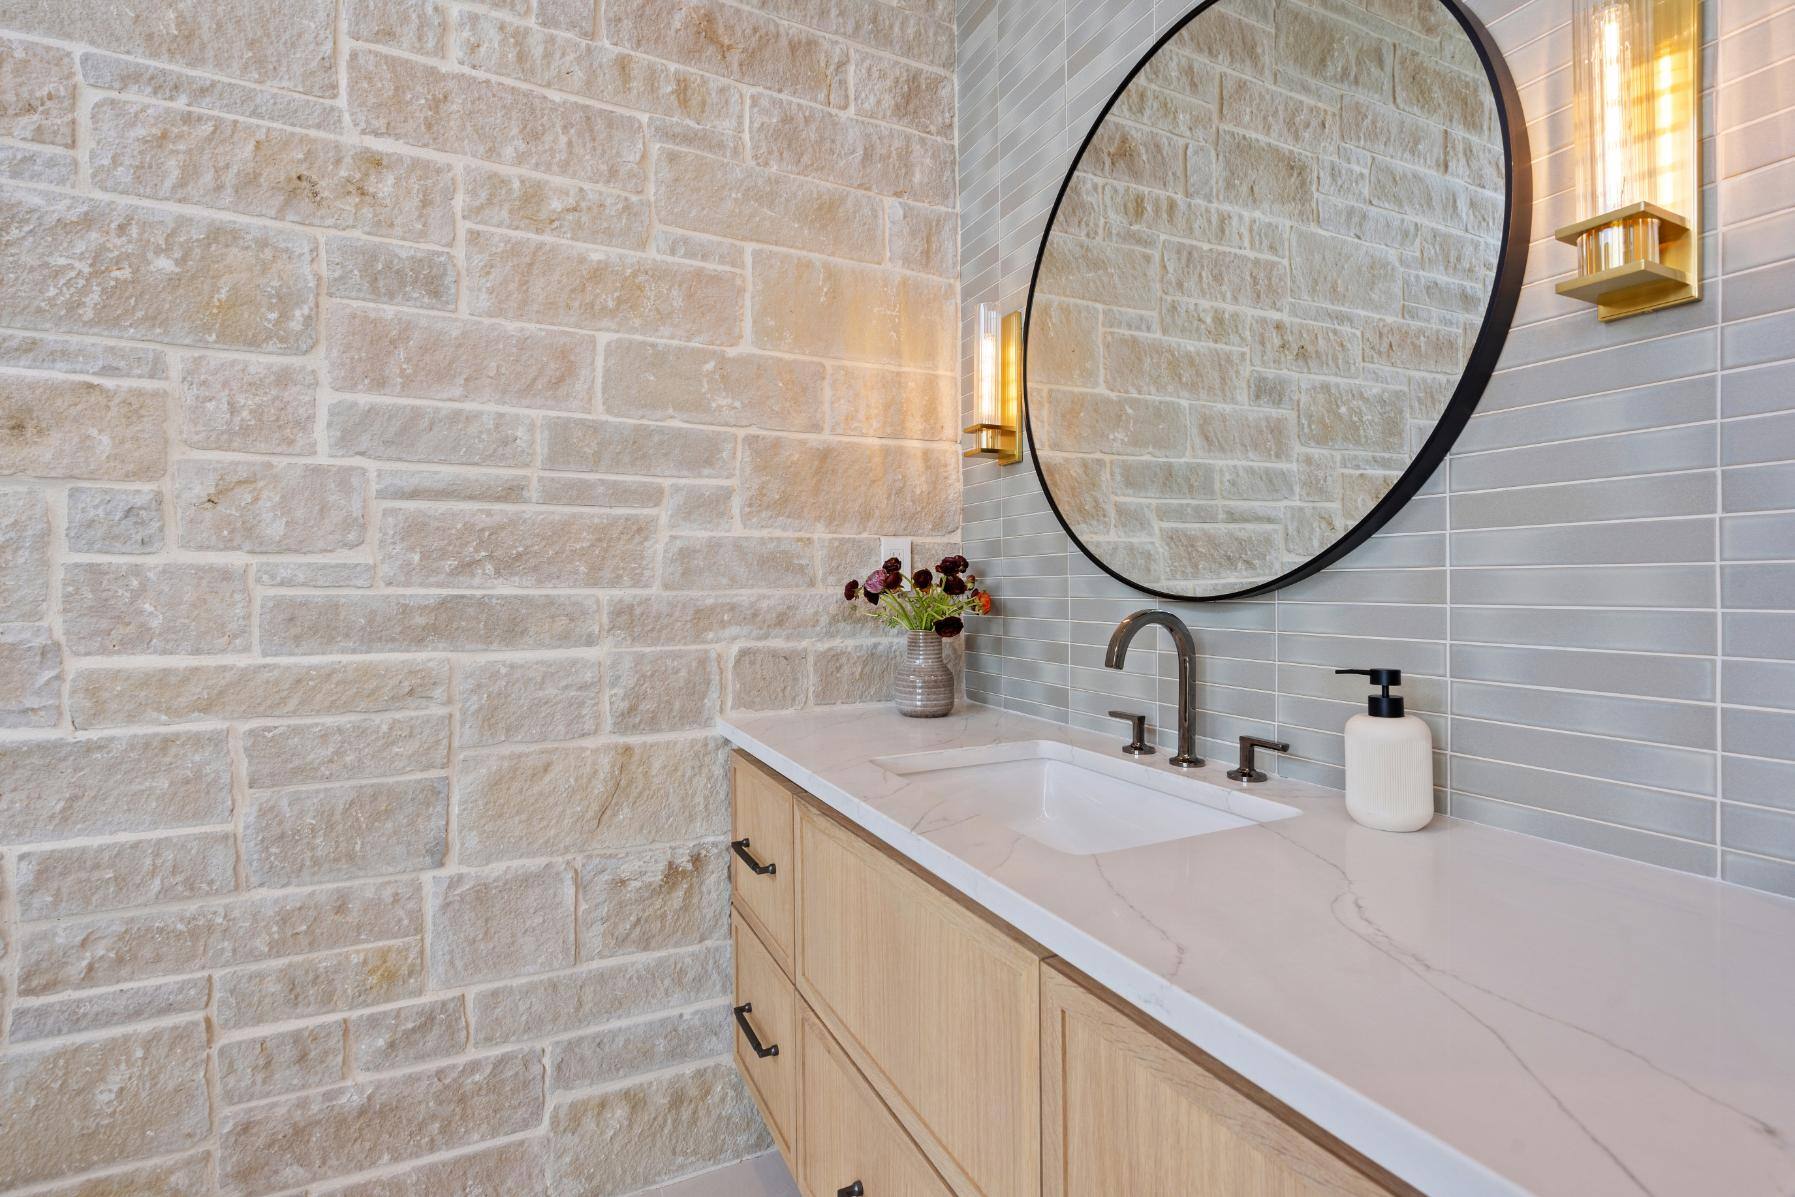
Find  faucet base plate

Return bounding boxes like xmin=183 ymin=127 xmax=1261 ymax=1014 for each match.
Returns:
xmin=1168 ymin=754 xmax=1204 ymax=769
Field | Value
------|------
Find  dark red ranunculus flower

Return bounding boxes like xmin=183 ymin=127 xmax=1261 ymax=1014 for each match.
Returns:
xmin=882 ymin=557 xmax=902 ymax=574
xmin=913 ymin=568 xmax=934 ymax=590
xmin=937 ymin=554 xmax=969 ymax=576
xmin=865 ymin=587 xmax=882 ymax=604
xmin=942 ymin=573 xmax=967 ymax=596
xmin=881 ymin=569 xmax=903 ymax=593
xmin=843 ymin=579 xmax=860 ymax=601
xmin=934 ymin=616 xmax=964 ymax=638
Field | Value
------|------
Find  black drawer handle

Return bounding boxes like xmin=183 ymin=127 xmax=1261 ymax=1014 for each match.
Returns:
xmin=733 ymin=1003 xmax=779 ymax=1059
xmin=838 ymin=1184 xmax=864 ymax=1197
xmin=731 ymin=837 xmax=776 ymax=876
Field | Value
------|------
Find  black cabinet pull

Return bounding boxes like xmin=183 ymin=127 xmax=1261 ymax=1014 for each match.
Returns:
xmin=837 ymin=1184 xmax=864 ymax=1196
xmin=730 ymin=837 xmax=776 ymax=876
xmin=732 ymin=1003 xmax=779 ymax=1059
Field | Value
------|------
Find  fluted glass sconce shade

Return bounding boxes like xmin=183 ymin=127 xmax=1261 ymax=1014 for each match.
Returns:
xmin=1555 ymin=0 xmax=1701 ymax=320
xmin=966 ymin=303 xmax=1021 ymax=466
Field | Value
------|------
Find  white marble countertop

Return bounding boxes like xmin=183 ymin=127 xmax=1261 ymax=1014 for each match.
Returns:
xmin=719 ymin=702 xmax=1795 ymax=1197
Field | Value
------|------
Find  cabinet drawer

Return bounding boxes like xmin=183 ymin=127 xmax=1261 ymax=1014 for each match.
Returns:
xmin=732 ymin=911 xmax=798 ymax=1160
xmin=796 ymin=804 xmax=1043 ymax=1197
xmin=731 ymin=753 xmax=796 ymax=973
xmin=799 ymin=1006 xmax=953 ymax=1197
xmin=1042 ymin=961 xmax=1408 ymax=1197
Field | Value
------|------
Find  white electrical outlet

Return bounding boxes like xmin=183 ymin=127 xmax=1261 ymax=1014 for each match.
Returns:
xmin=879 ymin=536 xmax=914 ymax=570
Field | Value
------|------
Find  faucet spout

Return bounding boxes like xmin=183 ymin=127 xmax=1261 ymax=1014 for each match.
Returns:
xmin=1105 ymin=610 xmax=1204 ymax=769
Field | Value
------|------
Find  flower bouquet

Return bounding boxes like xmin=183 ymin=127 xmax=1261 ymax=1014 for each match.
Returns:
xmin=842 ymin=554 xmax=991 ymax=717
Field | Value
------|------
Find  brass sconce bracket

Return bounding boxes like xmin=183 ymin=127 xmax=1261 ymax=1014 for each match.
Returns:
xmin=1554 ymin=199 xmax=1698 ymax=320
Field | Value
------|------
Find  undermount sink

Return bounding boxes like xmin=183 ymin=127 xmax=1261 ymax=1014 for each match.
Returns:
xmin=870 ymin=740 xmax=1299 ymax=856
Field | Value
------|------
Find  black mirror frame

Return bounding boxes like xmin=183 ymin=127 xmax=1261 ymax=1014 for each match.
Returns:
xmin=1021 ymin=0 xmax=1532 ymax=602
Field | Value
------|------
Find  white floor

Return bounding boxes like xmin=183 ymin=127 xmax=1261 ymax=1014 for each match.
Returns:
xmin=641 ymin=1152 xmax=800 ymax=1196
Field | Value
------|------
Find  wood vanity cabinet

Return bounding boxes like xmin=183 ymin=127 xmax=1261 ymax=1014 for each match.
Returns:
xmin=728 ymin=750 xmax=1409 ymax=1197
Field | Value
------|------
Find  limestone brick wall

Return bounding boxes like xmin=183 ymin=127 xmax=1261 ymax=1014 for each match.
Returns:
xmin=0 ymin=0 xmax=959 ymax=1192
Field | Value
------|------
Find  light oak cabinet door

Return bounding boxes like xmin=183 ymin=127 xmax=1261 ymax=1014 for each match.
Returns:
xmin=796 ymin=804 xmax=1044 ymax=1197
xmin=1041 ymin=962 xmax=1406 ymax=1197
xmin=732 ymin=911 xmax=799 ymax=1160
xmin=799 ymin=1007 xmax=954 ymax=1197
xmin=732 ymin=753 xmax=797 ymax=974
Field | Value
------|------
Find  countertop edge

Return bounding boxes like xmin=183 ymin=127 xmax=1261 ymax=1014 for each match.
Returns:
xmin=718 ymin=714 xmax=1529 ymax=1197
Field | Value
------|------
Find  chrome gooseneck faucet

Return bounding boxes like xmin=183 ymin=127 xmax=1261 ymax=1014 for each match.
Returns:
xmin=1105 ymin=609 xmax=1203 ymax=769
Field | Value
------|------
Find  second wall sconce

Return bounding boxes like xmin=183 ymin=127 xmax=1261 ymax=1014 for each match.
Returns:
xmin=1555 ymin=0 xmax=1702 ymax=321
xmin=966 ymin=302 xmax=1021 ymax=466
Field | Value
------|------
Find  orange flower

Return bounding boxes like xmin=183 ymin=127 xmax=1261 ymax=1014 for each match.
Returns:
xmin=975 ymin=591 xmax=993 ymax=616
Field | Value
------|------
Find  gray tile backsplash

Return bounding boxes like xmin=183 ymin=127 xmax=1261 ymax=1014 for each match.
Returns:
xmin=956 ymin=0 xmax=1795 ymax=897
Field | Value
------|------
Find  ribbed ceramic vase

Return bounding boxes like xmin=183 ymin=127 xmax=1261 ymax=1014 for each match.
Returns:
xmin=894 ymin=630 xmax=955 ymax=718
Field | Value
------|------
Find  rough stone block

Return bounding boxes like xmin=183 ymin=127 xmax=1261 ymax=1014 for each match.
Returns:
xmin=0 ymin=623 xmax=59 ymax=727
xmin=853 ymin=52 xmax=952 ymax=137
xmin=91 ymin=99 xmax=455 ymax=244
xmin=62 ymin=563 xmax=250 ymax=656
xmin=541 ymin=416 xmax=735 ymax=478
xmin=1289 ymin=226 xmax=1402 ymax=314
xmin=179 ymin=357 xmax=316 ymax=455
xmin=218 ymin=1022 xmax=345 ymax=1105
xmin=70 ymin=658 xmax=445 ymax=729
xmin=0 ymin=374 xmax=167 ymax=481
xmin=1298 ymin=382 xmax=1408 ymax=452
xmin=0 ymin=728 xmax=231 ymax=844
xmin=0 ymin=186 xmax=317 ymax=353
xmin=245 ymin=778 xmax=449 ymax=887
xmin=0 ymin=35 xmax=74 ymax=146
xmin=326 ymin=236 xmax=458 ymax=309
xmin=327 ymin=398 xmax=532 ymax=468
xmin=348 ymin=47 xmax=644 ymax=190
xmin=175 ymin=461 xmax=366 ymax=553
xmin=886 ymin=199 xmax=956 ymax=277
xmin=730 ymin=645 xmax=807 ymax=710
xmin=462 ymin=164 xmax=650 ymax=249
xmin=660 ymin=535 xmax=814 ymax=590
xmin=78 ymin=50 xmax=348 ymax=135
xmin=19 ymin=880 xmax=421 ymax=997
xmin=655 ymin=147 xmax=881 ymax=262
xmin=826 ymin=363 xmax=956 ymax=440
xmin=428 ymin=862 xmax=575 ymax=987
xmin=1035 ymin=235 xmax=1159 ymax=310
xmin=219 ymin=1049 xmax=544 ymax=1193
xmin=379 ymin=506 xmax=658 ymax=588
xmin=0 ymin=1022 xmax=209 ymax=1189
xmin=551 ymin=1004 xmax=728 ymax=1093
xmin=1250 ymin=315 xmax=1362 ymax=376
xmin=549 ymin=1061 xmax=769 ymax=1195
xmin=327 ymin=304 xmax=595 ymax=412
xmin=535 ymin=476 xmax=665 ymax=507
xmin=811 ymin=639 xmax=903 ymax=705
xmin=376 ymin=469 xmax=531 ymax=503
xmin=456 ymin=736 xmax=727 ymax=865
xmin=261 ymin=594 xmax=600 ymax=655
xmin=751 ymin=93 xmax=954 ymax=205
xmin=320 ymin=1139 xmax=548 ymax=1197
xmin=578 ymin=842 xmax=727 ymax=959
xmin=242 ymin=712 xmax=449 ymax=789
xmin=0 ymin=330 xmax=165 ymax=379
xmin=467 ymin=228 xmax=743 ymax=344
xmin=0 ymin=489 xmax=47 ymax=620
xmin=752 ymin=247 xmax=956 ymax=367
xmin=740 ymin=434 xmax=958 ymax=534
xmin=460 ymin=655 xmax=602 ymax=747
xmin=217 ymin=941 xmax=422 ymax=1031
xmin=666 ymin=482 xmax=735 ymax=531
xmin=8 ymin=976 xmax=210 ymax=1044
xmin=1193 ymin=406 xmax=1295 ymax=462
xmin=470 ymin=941 xmax=729 ymax=1045
xmin=606 ymin=648 xmax=719 ymax=734
xmin=0 ymin=0 xmax=337 ymax=95
xmin=17 ymin=831 xmax=236 ymax=920
xmin=605 ymin=591 xmax=865 ymax=647
xmin=1275 ymin=4 xmax=1390 ymax=97
xmin=66 ymin=487 xmax=163 ymax=554
xmin=455 ymin=10 xmax=741 ymax=131
xmin=350 ymin=995 xmax=466 ymax=1073
xmin=347 ymin=0 xmax=448 ymax=57
xmin=1216 ymin=127 xmax=1315 ymax=221
xmin=605 ymin=0 xmax=848 ymax=106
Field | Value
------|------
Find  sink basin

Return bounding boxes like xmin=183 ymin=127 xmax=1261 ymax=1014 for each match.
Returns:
xmin=870 ymin=741 xmax=1298 ymax=856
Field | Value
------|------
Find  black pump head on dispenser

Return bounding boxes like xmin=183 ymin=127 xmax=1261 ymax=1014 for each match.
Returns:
xmin=1336 ymin=668 xmax=1404 ymax=717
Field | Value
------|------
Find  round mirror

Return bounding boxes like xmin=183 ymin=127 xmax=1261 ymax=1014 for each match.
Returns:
xmin=1024 ymin=0 xmax=1528 ymax=600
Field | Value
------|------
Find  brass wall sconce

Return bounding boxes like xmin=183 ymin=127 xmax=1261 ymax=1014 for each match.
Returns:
xmin=966 ymin=303 xmax=1021 ymax=466
xmin=1555 ymin=0 xmax=1701 ymax=321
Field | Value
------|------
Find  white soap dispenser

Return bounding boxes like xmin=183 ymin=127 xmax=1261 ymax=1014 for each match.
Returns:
xmin=1336 ymin=668 xmax=1433 ymax=832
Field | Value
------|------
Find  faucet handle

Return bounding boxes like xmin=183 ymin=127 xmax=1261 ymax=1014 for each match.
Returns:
xmin=1107 ymin=710 xmax=1155 ymax=756
xmin=1227 ymin=735 xmax=1289 ymax=783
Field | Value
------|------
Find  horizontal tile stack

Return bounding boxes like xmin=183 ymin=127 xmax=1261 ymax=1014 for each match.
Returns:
xmin=959 ymin=0 xmax=1795 ymax=899
xmin=0 ymin=0 xmax=959 ymax=1191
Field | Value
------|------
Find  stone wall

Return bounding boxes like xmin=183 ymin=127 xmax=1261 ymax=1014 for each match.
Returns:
xmin=960 ymin=0 xmax=1795 ymax=898
xmin=0 ymin=0 xmax=959 ymax=1192
xmin=1030 ymin=0 xmax=1504 ymax=594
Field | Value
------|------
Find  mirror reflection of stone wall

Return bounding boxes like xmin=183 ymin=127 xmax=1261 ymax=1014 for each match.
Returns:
xmin=1029 ymin=0 xmax=1503 ymax=596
